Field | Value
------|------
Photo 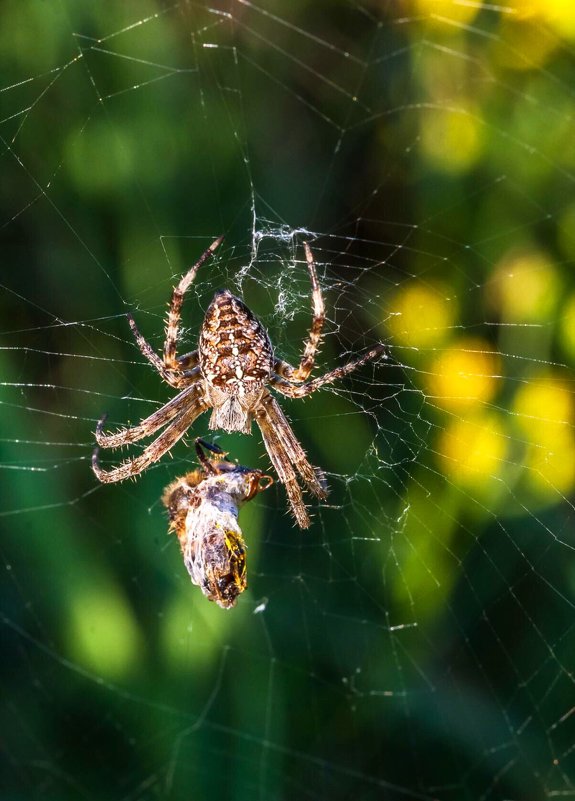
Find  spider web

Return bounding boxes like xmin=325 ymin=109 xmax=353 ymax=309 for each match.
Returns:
xmin=2 ymin=2 xmax=575 ymax=799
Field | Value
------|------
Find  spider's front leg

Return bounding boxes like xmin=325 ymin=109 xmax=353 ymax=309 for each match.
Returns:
xmin=127 ymin=313 xmax=199 ymax=389
xmin=163 ymin=236 xmax=223 ymax=371
xmin=125 ymin=235 xmax=222 ymax=387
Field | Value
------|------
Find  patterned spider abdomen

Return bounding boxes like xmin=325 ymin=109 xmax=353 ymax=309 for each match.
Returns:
xmin=199 ymin=289 xmax=274 ymax=433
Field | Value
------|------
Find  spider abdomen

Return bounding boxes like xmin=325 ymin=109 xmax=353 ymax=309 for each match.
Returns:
xmin=200 ymin=289 xmax=274 ymax=388
xmin=199 ymin=290 xmax=274 ymax=433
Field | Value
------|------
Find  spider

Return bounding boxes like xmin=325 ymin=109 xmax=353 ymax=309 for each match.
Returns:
xmin=163 ymin=438 xmax=273 ymax=609
xmin=92 ymin=237 xmax=386 ymax=528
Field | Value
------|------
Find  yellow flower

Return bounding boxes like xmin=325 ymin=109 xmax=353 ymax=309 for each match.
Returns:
xmin=489 ymin=248 xmax=559 ymax=322
xmin=525 ymin=439 xmax=575 ymax=496
xmin=387 ymin=282 xmax=457 ymax=349
xmin=411 ymin=0 xmax=481 ymax=27
xmin=513 ymin=376 xmax=572 ymax=447
xmin=420 ymin=107 xmax=483 ymax=173
xmin=427 ymin=339 xmax=500 ymax=410
xmin=437 ymin=413 xmax=507 ymax=486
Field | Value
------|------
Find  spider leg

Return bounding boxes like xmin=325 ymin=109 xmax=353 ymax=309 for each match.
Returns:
xmin=92 ymin=397 xmax=207 ymax=483
xmin=261 ymin=391 xmax=328 ymax=500
xmin=271 ymin=344 xmax=387 ymax=399
xmin=95 ymin=384 xmax=202 ymax=448
xmin=273 ymin=242 xmax=325 ymax=383
xmin=255 ymin=404 xmax=311 ymax=529
xmin=164 ymin=236 xmax=223 ymax=370
xmin=127 ymin=313 xmax=199 ymax=388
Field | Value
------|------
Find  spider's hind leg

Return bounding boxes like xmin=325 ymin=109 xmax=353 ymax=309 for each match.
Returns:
xmin=255 ymin=391 xmax=329 ymax=529
xmin=262 ymin=392 xmax=328 ymax=500
xmin=256 ymin=407 xmax=311 ymax=529
xmin=127 ymin=313 xmax=188 ymax=388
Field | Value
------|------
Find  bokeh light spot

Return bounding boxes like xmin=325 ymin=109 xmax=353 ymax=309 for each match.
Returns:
xmin=511 ymin=0 xmax=575 ymax=38
xmin=489 ymin=247 xmax=559 ymax=323
xmin=513 ymin=375 xmax=573 ymax=447
xmin=427 ymin=339 xmax=500 ymax=410
xmin=420 ymin=108 xmax=483 ymax=173
xmin=525 ymin=439 xmax=575 ymax=496
xmin=411 ymin=0 xmax=481 ymax=27
xmin=437 ymin=412 xmax=507 ymax=486
xmin=388 ymin=282 xmax=457 ymax=349
xmin=66 ymin=586 xmax=143 ymax=679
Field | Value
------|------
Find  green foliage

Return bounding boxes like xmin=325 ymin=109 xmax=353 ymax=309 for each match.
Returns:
xmin=2 ymin=3 xmax=575 ymax=799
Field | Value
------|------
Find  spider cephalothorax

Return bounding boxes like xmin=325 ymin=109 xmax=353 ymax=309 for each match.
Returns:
xmin=92 ymin=237 xmax=386 ymax=528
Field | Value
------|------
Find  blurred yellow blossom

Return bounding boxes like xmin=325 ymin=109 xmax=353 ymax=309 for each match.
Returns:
xmin=513 ymin=375 xmax=573 ymax=447
xmin=513 ymin=374 xmax=575 ymax=497
xmin=420 ymin=107 xmax=483 ymax=173
xmin=388 ymin=281 xmax=457 ymax=349
xmin=505 ymin=0 xmax=575 ymax=39
xmin=488 ymin=247 xmax=559 ymax=322
xmin=427 ymin=338 xmax=500 ymax=410
xmin=524 ymin=439 xmax=575 ymax=496
xmin=437 ymin=412 xmax=507 ymax=486
xmin=411 ymin=0 xmax=481 ymax=27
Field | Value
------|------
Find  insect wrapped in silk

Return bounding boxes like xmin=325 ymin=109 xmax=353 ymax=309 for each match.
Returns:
xmin=162 ymin=439 xmax=272 ymax=608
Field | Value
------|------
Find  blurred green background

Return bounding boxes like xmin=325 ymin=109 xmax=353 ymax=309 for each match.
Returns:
xmin=2 ymin=1 xmax=575 ymax=799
